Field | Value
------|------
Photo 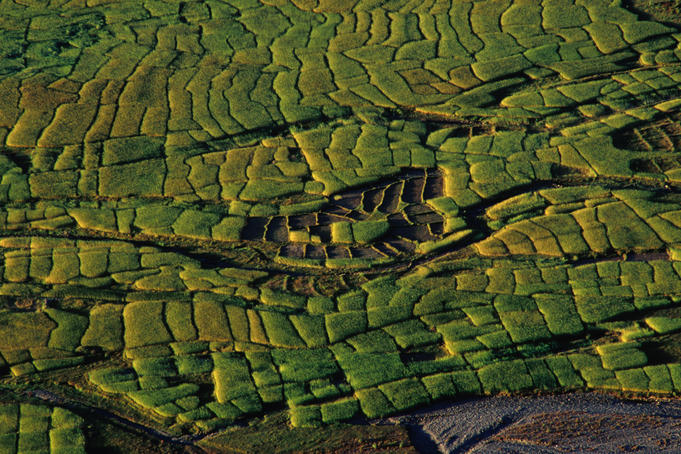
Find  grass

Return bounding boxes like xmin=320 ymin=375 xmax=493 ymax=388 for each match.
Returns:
xmin=132 ymin=357 xmax=177 ymax=377
xmin=0 ymin=311 xmax=54 ymax=350
xmin=89 ymin=367 xmax=138 ymax=389
xmin=352 ymin=220 xmax=389 ymax=244
xmin=619 ymin=20 xmax=673 ymax=44
xmin=335 ymin=352 xmax=410 ymax=389
xmin=18 ymin=431 xmax=49 ymax=452
xmin=498 ymin=310 xmax=551 ymax=343
xmin=226 ymin=306 xmax=250 ymax=343
xmin=309 ymin=379 xmax=340 ymax=400
xmin=320 ymin=398 xmax=359 ymax=423
xmin=347 ymin=330 xmax=397 ymax=352
xmin=34 ymin=356 xmax=85 ymax=371
xmin=240 ymin=180 xmax=305 ymax=201
xmin=99 ymin=159 xmax=165 ymax=197
xmin=260 ymin=288 xmax=307 ymax=309
xmin=290 ymin=405 xmax=321 ymax=428
xmin=379 ymin=378 xmax=430 ymax=411
xmin=363 ymin=277 xmax=399 ymax=308
xmin=212 ymin=353 xmax=257 ymax=404
xmin=526 ymin=359 xmax=558 ymax=390
xmin=165 ymin=301 xmax=198 ymax=342
xmin=123 ymin=301 xmax=173 ymax=348
xmin=212 ymin=216 xmax=246 ymax=241
xmin=202 ymin=411 xmax=414 ymax=452
xmin=129 ymin=384 xmax=200 ymax=409
xmin=101 ymin=137 xmax=162 ymax=166
xmin=337 ymin=290 xmax=366 ymax=311
xmin=596 ymin=343 xmax=648 ymax=370
xmin=50 ymin=427 xmax=86 ymax=452
xmin=422 ymin=373 xmax=458 ymax=400
xmin=615 ymin=368 xmax=649 ymax=391
xmin=5 ymin=0 xmax=681 ymax=447
xmin=325 ymin=311 xmax=367 ymax=343
xmin=0 ymin=404 xmax=85 ymax=453
xmin=646 ymin=316 xmax=681 ymax=334
xmin=260 ymin=311 xmax=305 ymax=347
xmin=290 ymin=314 xmax=327 ymax=347
xmin=477 ymin=330 xmax=513 ymax=349
xmin=644 ymin=364 xmax=674 ymax=392
xmin=367 ymin=305 xmax=412 ymax=328
xmin=44 ymin=307 xmax=88 ymax=351
xmin=69 ymin=208 xmax=117 ymax=232
xmin=193 ymin=300 xmax=232 ymax=342
xmin=81 ymin=304 xmax=123 ymax=351
xmin=534 ymin=294 xmax=584 ymax=336
xmin=172 ymin=210 xmax=221 ymax=238
xmin=356 ymin=387 xmax=395 ymax=418
xmin=383 ymin=320 xmax=441 ymax=348
xmin=307 ymin=296 xmax=335 ymax=314
xmin=478 ymin=360 xmax=534 ymax=393
xmin=29 ymin=171 xmax=78 ymax=198
xmin=273 ymin=349 xmax=338 ymax=383
xmin=471 ymin=54 xmax=532 ymax=82
xmin=0 ymin=405 xmax=18 ymax=433
xmin=574 ymin=296 xmax=635 ymax=324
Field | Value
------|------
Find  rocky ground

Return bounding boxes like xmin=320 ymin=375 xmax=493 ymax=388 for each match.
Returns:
xmin=386 ymin=392 xmax=681 ymax=453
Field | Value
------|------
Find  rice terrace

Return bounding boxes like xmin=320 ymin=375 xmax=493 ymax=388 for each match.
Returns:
xmin=5 ymin=0 xmax=681 ymax=452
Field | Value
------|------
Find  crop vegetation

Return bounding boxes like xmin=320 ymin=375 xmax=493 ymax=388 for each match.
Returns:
xmin=4 ymin=0 xmax=681 ymax=450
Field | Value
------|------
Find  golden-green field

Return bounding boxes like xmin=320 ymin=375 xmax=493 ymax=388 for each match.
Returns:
xmin=3 ymin=0 xmax=681 ymax=452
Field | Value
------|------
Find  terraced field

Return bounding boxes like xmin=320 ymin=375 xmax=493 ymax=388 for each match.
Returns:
xmin=4 ymin=0 xmax=681 ymax=452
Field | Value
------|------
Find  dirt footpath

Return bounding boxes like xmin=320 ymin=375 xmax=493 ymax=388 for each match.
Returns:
xmin=381 ymin=392 xmax=681 ymax=453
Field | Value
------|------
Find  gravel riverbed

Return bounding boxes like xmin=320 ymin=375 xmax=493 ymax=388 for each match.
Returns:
xmin=381 ymin=392 xmax=681 ymax=453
